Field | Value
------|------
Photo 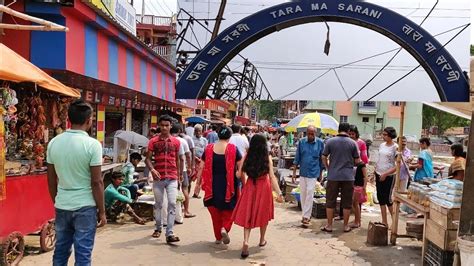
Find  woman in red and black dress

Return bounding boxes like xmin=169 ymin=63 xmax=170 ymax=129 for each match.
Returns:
xmin=200 ymin=126 xmax=243 ymax=245
xmin=232 ymin=134 xmax=284 ymax=258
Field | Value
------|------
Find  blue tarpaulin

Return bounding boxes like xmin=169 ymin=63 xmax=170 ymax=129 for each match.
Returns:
xmin=185 ymin=116 xmax=211 ymax=123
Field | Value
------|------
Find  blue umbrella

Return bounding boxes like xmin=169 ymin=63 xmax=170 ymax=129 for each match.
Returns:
xmin=185 ymin=116 xmax=211 ymax=123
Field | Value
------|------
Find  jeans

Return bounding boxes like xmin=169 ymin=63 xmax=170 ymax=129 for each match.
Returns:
xmin=124 ymin=184 xmax=139 ymax=199
xmin=53 ymin=206 xmax=97 ymax=266
xmin=153 ymin=179 xmax=178 ymax=237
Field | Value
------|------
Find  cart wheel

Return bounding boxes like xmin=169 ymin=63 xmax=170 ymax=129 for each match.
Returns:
xmin=0 ymin=231 xmax=25 ymax=266
xmin=40 ymin=221 xmax=56 ymax=252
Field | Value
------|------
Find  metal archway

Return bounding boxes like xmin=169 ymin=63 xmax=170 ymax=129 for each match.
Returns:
xmin=176 ymin=0 xmax=469 ymax=102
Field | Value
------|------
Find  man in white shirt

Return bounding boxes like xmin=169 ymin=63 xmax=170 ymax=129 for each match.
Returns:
xmin=171 ymin=123 xmax=195 ymax=219
xmin=230 ymin=124 xmax=250 ymax=158
xmin=192 ymin=124 xmax=208 ymax=198
xmin=185 ymin=123 xmax=195 ymax=137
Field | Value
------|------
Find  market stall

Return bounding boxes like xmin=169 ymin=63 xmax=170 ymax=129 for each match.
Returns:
xmin=390 ymin=102 xmax=464 ymax=265
xmin=0 ymin=43 xmax=81 ymax=265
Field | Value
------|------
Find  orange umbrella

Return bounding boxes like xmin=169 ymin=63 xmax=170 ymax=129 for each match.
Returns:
xmin=0 ymin=43 xmax=80 ymax=97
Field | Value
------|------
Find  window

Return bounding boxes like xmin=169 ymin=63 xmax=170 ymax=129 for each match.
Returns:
xmin=362 ymin=117 xmax=370 ymax=123
xmin=195 ymin=109 xmax=201 ymax=115
xmin=361 ymin=101 xmax=376 ymax=108
xmin=340 ymin=115 xmax=348 ymax=123
xmin=391 ymin=101 xmax=401 ymax=106
xmin=376 ymin=118 xmax=384 ymax=123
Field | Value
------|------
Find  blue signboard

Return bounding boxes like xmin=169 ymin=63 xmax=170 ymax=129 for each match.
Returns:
xmin=250 ymin=107 xmax=257 ymax=120
xmin=176 ymin=0 xmax=469 ymax=102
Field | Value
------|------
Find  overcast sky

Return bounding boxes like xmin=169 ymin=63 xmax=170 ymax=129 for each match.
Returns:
xmin=169 ymin=0 xmax=472 ymax=102
xmin=132 ymin=0 xmax=177 ymax=17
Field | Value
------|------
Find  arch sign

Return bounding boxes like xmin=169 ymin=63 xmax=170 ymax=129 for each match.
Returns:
xmin=176 ymin=0 xmax=469 ymax=101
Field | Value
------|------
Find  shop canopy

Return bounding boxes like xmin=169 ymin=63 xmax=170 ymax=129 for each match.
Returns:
xmin=423 ymin=102 xmax=472 ymax=120
xmin=234 ymin=115 xmax=251 ymax=126
xmin=185 ymin=116 xmax=211 ymax=123
xmin=0 ymin=43 xmax=80 ymax=97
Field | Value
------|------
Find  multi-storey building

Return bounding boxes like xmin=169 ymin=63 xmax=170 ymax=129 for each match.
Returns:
xmin=136 ymin=14 xmax=177 ymax=64
xmin=304 ymin=101 xmax=423 ymax=140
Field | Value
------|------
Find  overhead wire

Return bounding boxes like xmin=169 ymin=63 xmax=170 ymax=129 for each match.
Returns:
xmin=277 ymin=70 xmax=332 ymax=100
xmin=180 ymin=0 xmax=469 ymax=11
xmin=276 ymin=22 xmax=469 ymax=100
xmin=347 ymin=0 xmax=439 ymax=100
xmin=333 ymin=69 xmax=349 ymax=99
xmin=229 ymin=22 xmax=468 ymax=69
xmin=365 ymin=22 xmax=470 ymax=101
xmin=159 ymin=0 xmax=174 ymax=14
xmin=147 ymin=1 xmax=164 ymax=16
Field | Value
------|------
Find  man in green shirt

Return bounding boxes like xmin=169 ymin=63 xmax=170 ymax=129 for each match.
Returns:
xmin=47 ymin=100 xmax=105 ymax=266
xmin=105 ymin=172 xmax=145 ymax=224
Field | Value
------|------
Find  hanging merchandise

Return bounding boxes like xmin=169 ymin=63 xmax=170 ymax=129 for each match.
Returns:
xmin=0 ymin=83 xmax=73 ymax=176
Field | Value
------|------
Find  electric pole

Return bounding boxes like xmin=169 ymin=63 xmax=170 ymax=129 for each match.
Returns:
xmin=211 ymin=0 xmax=227 ymax=40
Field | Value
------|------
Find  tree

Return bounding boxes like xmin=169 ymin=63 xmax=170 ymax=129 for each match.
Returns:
xmin=422 ymin=105 xmax=470 ymax=136
xmin=471 ymin=45 xmax=474 ymax=56
xmin=256 ymin=100 xmax=281 ymax=122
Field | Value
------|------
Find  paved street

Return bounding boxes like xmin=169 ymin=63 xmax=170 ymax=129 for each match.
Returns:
xmin=23 ymin=194 xmax=422 ymax=265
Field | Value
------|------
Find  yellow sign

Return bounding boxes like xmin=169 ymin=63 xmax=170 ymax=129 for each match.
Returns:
xmin=89 ymin=0 xmax=137 ymax=35
xmin=91 ymin=0 xmax=115 ymax=16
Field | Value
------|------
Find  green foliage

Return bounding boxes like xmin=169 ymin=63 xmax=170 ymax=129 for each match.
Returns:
xmin=471 ymin=45 xmax=474 ymax=56
xmin=256 ymin=100 xmax=281 ymax=121
xmin=422 ymin=105 xmax=470 ymax=136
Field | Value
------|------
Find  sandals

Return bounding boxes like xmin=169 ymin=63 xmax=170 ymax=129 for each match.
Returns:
xmin=221 ymin=229 xmax=230 ymax=245
xmin=241 ymin=243 xmax=249 ymax=259
xmin=301 ymin=218 xmax=311 ymax=228
xmin=192 ymin=194 xmax=202 ymax=199
xmin=184 ymin=213 xmax=196 ymax=218
xmin=259 ymin=240 xmax=267 ymax=247
xmin=152 ymin=230 xmax=161 ymax=238
xmin=166 ymin=235 xmax=180 ymax=243
xmin=349 ymin=223 xmax=361 ymax=229
xmin=344 ymin=227 xmax=352 ymax=233
xmin=320 ymin=226 xmax=333 ymax=233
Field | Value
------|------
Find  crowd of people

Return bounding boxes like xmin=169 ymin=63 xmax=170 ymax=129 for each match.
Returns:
xmin=143 ymin=116 xmax=284 ymax=257
xmin=46 ymin=100 xmax=467 ymax=265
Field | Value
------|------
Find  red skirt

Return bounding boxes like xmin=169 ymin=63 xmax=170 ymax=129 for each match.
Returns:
xmin=232 ymin=174 xmax=274 ymax=228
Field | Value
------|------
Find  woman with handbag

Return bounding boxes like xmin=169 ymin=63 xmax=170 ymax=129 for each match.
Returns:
xmin=200 ymin=126 xmax=243 ymax=245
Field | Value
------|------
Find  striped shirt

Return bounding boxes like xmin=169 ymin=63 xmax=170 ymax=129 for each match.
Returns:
xmin=148 ymin=135 xmax=184 ymax=180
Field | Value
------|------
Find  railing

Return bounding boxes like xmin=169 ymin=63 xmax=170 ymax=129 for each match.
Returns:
xmin=152 ymin=45 xmax=169 ymax=56
xmin=151 ymin=45 xmax=173 ymax=62
xmin=139 ymin=15 xmax=172 ymax=26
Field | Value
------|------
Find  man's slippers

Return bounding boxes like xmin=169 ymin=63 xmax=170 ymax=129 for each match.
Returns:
xmin=320 ymin=226 xmax=333 ymax=233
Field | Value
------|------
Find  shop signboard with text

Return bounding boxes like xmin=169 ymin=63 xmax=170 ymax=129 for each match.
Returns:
xmin=89 ymin=0 xmax=136 ymax=35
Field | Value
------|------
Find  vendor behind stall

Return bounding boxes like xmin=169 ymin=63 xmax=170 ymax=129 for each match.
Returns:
xmin=105 ymin=172 xmax=145 ymax=224
xmin=448 ymin=144 xmax=466 ymax=181
xmin=121 ymin=152 xmax=148 ymax=199
xmin=410 ymin=137 xmax=434 ymax=182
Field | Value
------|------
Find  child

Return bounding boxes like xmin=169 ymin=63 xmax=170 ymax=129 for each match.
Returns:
xmin=121 ymin=152 xmax=148 ymax=199
xmin=350 ymin=161 xmax=367 ymax=228
xmin=105 ymin=172 xmax=145 ymax=224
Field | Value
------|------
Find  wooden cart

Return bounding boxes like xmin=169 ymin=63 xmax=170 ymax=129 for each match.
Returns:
xmin=0 ymin=174 xmax=56 ymax=266
xmin=391 ymin=192 xmax=430 ymax=262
